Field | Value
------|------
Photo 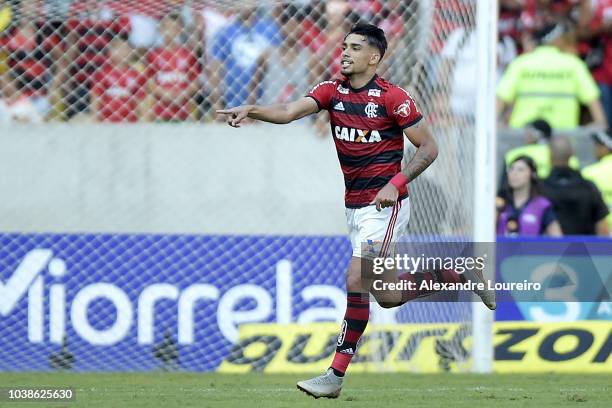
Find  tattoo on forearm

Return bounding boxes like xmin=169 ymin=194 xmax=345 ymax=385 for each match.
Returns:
xmin=403 ymin=148 xmax=435 ymax=182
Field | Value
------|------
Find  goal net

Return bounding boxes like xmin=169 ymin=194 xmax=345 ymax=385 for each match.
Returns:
xmin=0 ymin=0 xmax=495 ymax=373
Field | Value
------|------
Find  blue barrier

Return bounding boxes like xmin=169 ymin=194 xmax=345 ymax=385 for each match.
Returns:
xmin=1 ymin=233 xmax=609 ymax=371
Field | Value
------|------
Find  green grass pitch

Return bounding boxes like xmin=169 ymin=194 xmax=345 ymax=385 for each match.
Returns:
xmin=0 ymin=373 xmax=609 ymax=407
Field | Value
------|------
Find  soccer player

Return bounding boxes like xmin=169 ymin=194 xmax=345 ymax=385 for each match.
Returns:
xmin=217 ymin=23 xmax=495 ymax=399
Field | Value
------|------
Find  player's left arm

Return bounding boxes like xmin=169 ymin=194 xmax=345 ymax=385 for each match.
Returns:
xmin=401 ymin=122 xmax=438 ymax=182
xmin=371 ymin=87 xmax=436 ymax=211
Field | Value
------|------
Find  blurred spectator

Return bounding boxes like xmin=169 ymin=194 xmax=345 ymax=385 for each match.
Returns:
xmin=0 ymin=0 xmax=60 ymax=121
xmin=91 ymin=35 xmax=146 ymax=122
xmin=107 ymin=0 xmax=176 ymax=49
xmin=582 ymin=129 xmax=612 ymax=231
xmin=347 ymin=0 xmax=382 ymax=19
xmin=577 ymin=0 xmax=612 ymax=130
xmin=504 ymin=119 xmax=580 ymax=178
xmin=437 ymin=14 xmax=477 ymax=122
xmin=497 ymin=21 xmax=607 ymax=129
xmin=517 ymin=0 xmax=581 ymax=52
xmin=300 ymin=1 xmax=327 ymax=55
xmin=430 ymin=0 xmax=466 ymax=56
xmin=372 ymin=0 xmax=408 ymax=83
xmin=306 ymin=1 xmax=359 ymax=136
xmin=196 ymin=0 xmax=230 ymax=59
xmin=60 ymin=0 xmax=130 ymax=120
xmin=310 ymin=0 xmax=359 ymax=82
xmin=499 ymin=0 xmax=527 ymax=53
xmin=373 ymin=0 xmax=406 ymax=46
xmin=209 ymin=5 xmax=281 ymax=112
xmin=437 ymin=2 xmax=517 ymax=124
xmin=542 ymin=136 xmax=609 ymax=235
xmin=145 ymin=11 xmax=200 ymax=122
xmin=497 ymin=156 xmax=563 ymax=236
xmin=498 ymin=31 xmax=519 ymax=82
xmin=0 ymin=90 xmax=43 ymax=123
xmin=256 ymin=5 xmax=310 ymax=106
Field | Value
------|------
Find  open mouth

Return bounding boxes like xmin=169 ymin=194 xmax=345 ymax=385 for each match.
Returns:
xmin=341 ymin=61 xmax=352 ymax=68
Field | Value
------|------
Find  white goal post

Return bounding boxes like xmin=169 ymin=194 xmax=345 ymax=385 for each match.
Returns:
xmin=472 ymin=0 xmax=498 ymax=374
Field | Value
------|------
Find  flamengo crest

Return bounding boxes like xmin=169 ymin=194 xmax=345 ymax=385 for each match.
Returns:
xmin=365 ymin=102 xmax=378 ymax=118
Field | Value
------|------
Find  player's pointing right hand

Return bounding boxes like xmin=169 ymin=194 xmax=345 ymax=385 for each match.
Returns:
xmin=216 ymin=105 xmax=253 ymax=128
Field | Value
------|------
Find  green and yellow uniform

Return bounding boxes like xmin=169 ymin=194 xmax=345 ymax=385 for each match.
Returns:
xmin=497 ymin=46 xmax=600 ymax=129
xmin=582 ymin=154 xmax=612 ymax=229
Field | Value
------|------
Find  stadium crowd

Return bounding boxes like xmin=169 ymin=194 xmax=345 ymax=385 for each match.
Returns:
xmin=0 ymin=0 xmax=408 ymax=123
xmin=0 ymin=0 xmax=610 ymax=236
xmin=0 ymin=0 xmax=610 ymax=125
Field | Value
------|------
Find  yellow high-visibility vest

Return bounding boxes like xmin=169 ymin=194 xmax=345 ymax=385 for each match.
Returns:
xmin=582 ymin=154 xmax=612 ymax=229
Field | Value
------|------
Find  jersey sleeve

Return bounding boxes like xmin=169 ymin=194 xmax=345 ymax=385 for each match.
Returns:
xmin=306 ymin=80 xmax=336 ymax=111
xmin=388 ymin=86 xmax=423 ymax=129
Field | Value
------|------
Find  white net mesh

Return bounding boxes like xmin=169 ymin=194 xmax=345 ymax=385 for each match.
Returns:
xmin=0 ymin=0 xmax=485 ymax=373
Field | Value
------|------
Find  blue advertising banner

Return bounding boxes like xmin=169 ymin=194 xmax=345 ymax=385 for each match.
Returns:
xmin=1 ymin=233 xmax=610 ymax=371
xmin=0 ymin=234 xmax=351 ymax=371
xmin=0 ymin=233 xmax=471 ymax=372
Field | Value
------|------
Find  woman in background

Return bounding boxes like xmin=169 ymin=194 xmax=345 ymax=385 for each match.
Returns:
xmin=497 ymin=155 xmax=563 ymax=237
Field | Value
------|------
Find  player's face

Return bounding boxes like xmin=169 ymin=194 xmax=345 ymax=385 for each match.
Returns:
xmin=341 ymin=34 xmax=380 ymax=76
xmin=507 ymin=160 xmax=532 ymax=190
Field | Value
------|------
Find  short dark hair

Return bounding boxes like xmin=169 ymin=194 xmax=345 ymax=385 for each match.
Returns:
xmin=346 ymin=23 xmax=387 ymax=60
xmin=527 ymin=119 xmax=552 ymax=140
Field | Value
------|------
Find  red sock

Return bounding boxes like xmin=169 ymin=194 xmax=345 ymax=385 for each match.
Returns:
xmin=398 ymin=269 xmax=462 ymax=302
xmin=330 ymin=292 xmax=369 ymax=376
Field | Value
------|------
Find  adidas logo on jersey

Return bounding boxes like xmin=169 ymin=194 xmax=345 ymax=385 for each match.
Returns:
xmin=334 ymin=125 xmax=382 ymax=143
xmin=368 ymin=89 xmax=381 ymax=97
xmin=334 ymin=102 xmax=345 ymax=111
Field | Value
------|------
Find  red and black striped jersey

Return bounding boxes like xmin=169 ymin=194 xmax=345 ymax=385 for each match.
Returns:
xmin=306 ymin=74 xmax=423 ymax=208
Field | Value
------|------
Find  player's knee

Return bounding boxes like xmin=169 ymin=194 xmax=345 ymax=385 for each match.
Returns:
xmin=346 ymin=258 xmax=364 ymax=291
xmin=346 ymin=274 xmax=363 ymax=292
